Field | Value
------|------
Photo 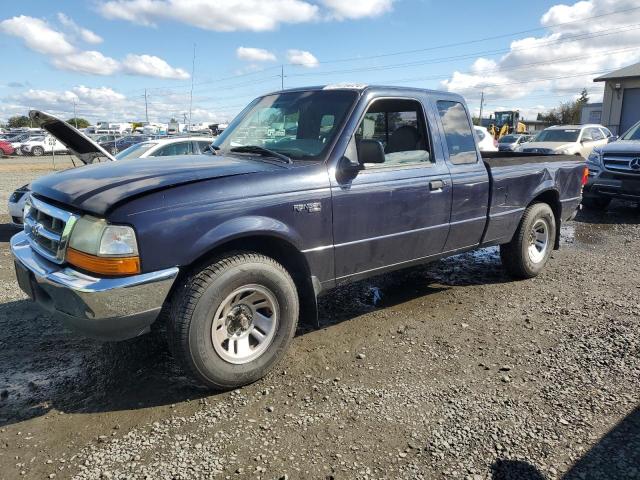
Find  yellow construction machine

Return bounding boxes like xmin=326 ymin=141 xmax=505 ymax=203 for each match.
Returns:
xmin=489 ymin=111 xmax=527 ymax=140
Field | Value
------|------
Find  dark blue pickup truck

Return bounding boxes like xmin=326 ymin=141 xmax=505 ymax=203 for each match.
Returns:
xmin=11 ymin=85 xmax=586 ymax=389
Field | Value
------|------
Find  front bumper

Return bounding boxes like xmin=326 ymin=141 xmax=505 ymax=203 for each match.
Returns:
xmin=585 ymin=167 xmax=640 ymax=200
xmin=11 ymin=231 xmax=179 ymax=341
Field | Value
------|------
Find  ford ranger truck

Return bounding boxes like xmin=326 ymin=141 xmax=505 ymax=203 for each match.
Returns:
xmin=11 ymin=86 xmax=586 ymax=389
xmin=584 ymin=119 xmax=640 ymax=209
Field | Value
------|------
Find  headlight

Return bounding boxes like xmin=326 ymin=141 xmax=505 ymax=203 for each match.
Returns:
xmin=587 ymin=150 xmax=602 ymax=165
xmin=556 ymin=147 xmax=571 ymax=155
xmin=67 ymin=216 xmax=140 ymax=275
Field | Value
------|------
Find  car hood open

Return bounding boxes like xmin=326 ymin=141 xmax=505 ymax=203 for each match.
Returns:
xmin=29 ymin=110 xmax=117 ymax=164
xmin=30 ymin=154 xmax=281 ymax=215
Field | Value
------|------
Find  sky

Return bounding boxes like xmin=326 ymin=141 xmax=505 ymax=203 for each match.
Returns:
xmin=1 ymin=0 xmax=640 ymax=125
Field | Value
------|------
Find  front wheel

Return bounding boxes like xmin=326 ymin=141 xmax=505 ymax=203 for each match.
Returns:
xmin=31 ymin=146 xmax=44 ymax=156
xmin=500 ymin=203 xmax=556 ymax=279
xmin=169 ymin=253 xmax=299 ymax=390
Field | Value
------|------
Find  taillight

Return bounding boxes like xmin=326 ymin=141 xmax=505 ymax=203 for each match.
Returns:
xmin=581 ymin=166 xmax=589 ymax=186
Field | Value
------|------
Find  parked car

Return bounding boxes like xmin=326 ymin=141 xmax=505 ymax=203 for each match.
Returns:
xmin=100 ymin=135 xmax=155 ymax=155
xmin=115 ymin=136 xmax=215 ymax=160
xmin=498 ymin=134 xmax=532 ymax=152
xmin=473 ymin=126 xmax=498 ymax=152
xmin=517 ymin=124 xmax=610 ymax=158
xmin=90 ymin=134 xmax=121 ymax=144
xmin=20 ymin=135 xmax=68 ymax=156
xmin=583 ymin=119 xmax=640 ymax=209
xmin=7 ymin=113 xmax=117 ymax=226
xmin=0 ymin=140 xmax=15 ymax=155
xmin=12 ymin=88 xmax=585 ymax=390
xmin=8 ymin=133 xmax=32 ymax=155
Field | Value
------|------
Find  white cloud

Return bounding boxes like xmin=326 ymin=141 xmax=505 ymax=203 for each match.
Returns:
xmin=0 ymin=15 xmax=74 ymax=55
xmin=0 ymin=15 xmax=189 ymax=79
xmin=57 ymin=13 xmax=103 ymax=44
xmin=236 ymin=46 xmax=277 ymax=62
xmin=321 ymin=0 xmax=395 ymax=20
xmin=441 ymin=0 xmax=640 ymax=101
xmin=287 ymin=49 xmax=319 ymax=67
xmin=99 ymin=0 xmax=319 ymax=32
xmin=52 ymin=51 xmax=120 ymax=75
xmin=122 ymin=54 xmax=190 ymax=79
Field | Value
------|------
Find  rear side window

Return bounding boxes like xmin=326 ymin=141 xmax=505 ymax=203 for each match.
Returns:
xmin=437 ymin=101 xmax=477 ymax=165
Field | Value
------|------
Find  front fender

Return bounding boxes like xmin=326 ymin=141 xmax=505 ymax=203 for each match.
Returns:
xmin=188 ymin=215 xmax=304 ymax=265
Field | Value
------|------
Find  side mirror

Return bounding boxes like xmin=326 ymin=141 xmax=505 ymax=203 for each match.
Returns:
xmin=357 ymin=139 xmax=385 ymax=164
xmin=608 ymin=135 xmax=619 ymax=143
xmin=581 ymin=137 xmax=593 ymax=144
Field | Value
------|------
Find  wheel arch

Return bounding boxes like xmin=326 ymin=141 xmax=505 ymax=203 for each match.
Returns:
xmin=170 ymin=231 xmax=318 ymax=326
xmin=527 ymin=188 xmax=561 ymax=249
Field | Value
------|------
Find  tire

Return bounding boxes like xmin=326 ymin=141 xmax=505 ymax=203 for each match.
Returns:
xmin=168 ymin=252 xmax=299 ymax=390
xmin=31 ymin=146 xmax=44 ymax=157
xmin=582 ymin=196 xmax=611 ymax=210
xmin=500 ymin=203 xmax=556 ymax=279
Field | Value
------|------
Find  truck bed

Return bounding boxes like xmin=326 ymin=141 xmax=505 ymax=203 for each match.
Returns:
xmin=480 ymin=152 xmax=585 ymax=247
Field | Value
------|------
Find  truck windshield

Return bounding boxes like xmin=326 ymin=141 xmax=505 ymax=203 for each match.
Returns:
xmin=535 ymin=129 xmax=580 ymax=142
xmin=620 ymin=121 xmax=640 ymax=140
xmin=213 ymin=90 xmax=359 ymax=161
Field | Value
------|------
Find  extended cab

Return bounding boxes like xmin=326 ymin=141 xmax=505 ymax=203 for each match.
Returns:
xmin=12 ymin=86 xmax=586 ymax=389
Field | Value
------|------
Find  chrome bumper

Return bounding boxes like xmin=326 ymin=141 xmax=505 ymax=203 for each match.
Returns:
xmin=11 ymin=231 xmax=179 ymax=341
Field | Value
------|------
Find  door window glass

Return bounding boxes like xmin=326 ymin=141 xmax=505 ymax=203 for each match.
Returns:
xmin=354 ymin=98 xmax=431 ymax=167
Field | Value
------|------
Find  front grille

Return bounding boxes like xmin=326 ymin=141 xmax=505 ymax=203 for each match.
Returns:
xmin=23 ymin=196 xmax=77 ymax=264
xmin=602 ymin=154 xmax=640 ymax=175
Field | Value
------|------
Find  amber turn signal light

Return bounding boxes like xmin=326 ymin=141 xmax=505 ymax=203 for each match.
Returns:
xmin=581 ymin=166 xmax=589 ymax=186
xmin=67 ymin=248 xmax=141 ymax=276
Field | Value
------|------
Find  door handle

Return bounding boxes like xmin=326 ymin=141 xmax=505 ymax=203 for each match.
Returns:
xmin=429 ymin=179 xmax=445 ymax=191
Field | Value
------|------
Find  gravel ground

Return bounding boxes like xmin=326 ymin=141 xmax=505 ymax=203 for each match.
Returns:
xmin=0 ymin=157 xmax=638 ymax=480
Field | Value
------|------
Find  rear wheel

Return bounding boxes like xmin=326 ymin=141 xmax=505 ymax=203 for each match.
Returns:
xmin=500 ymin=203 xmax=556 ymax=279
xmin=168 ymin=252 xmax=299 ymax=390
xmin=31 ymin=146 xmax=44 ymax=156
xmin=582 ymin=196 xmax=611 ymax=210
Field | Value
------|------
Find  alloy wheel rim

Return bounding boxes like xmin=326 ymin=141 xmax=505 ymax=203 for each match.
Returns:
xmin=211 ymin=284 xmax=278 ymax=364
xmin=527 ymin=218 xmax=549 ymax=264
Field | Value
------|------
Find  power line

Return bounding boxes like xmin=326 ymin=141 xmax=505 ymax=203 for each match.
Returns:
xmin=287 ymin=23 xmax=640 ymax=78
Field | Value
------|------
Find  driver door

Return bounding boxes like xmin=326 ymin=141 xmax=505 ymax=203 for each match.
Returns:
xmin=330 ymin=97 xmax=452 ymax=282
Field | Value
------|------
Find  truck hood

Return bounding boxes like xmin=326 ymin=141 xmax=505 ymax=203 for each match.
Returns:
xmin=597 ymin=139 xmax=640 ymax=154
xmin=29 ymin=110 xmax=117 ymax=164
xmin=30 ymin=154 xmax=282 ymax=215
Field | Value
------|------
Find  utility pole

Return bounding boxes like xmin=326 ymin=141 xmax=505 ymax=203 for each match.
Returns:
xmin=279 ymin=65 xmax=285 ymax=90
xmin=188 ymin=43 xmax=196 ymax=135
xmin=478 ymin=91 xmax=485 ymax=126
xmin=73 ymin=99 xmax=78 ymax=128
xmin=144 ymin=89 xmax=149 ymax=124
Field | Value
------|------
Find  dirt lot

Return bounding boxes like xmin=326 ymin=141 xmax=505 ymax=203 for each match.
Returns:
xmin=0 ymin=156 xmax=638 ymax=480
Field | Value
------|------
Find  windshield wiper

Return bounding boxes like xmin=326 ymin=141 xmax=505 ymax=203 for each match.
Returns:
xmin=229 ymin=145 xmax=292 ymax=164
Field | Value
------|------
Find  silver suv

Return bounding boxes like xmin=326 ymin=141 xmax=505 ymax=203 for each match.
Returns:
xmin=518 ymin=124 xmax=612 ymax=158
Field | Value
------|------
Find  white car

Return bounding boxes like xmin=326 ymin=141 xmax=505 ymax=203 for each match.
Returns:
xmin=517 ymin=124 xmax=612 ymax=158
xmin=474 ymin=126 xmax=498 ymax=152
xmin=20 ymin=135 xmax=68 ymax=156
xmin=115 ymin=136 xmax=215 ymax=160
